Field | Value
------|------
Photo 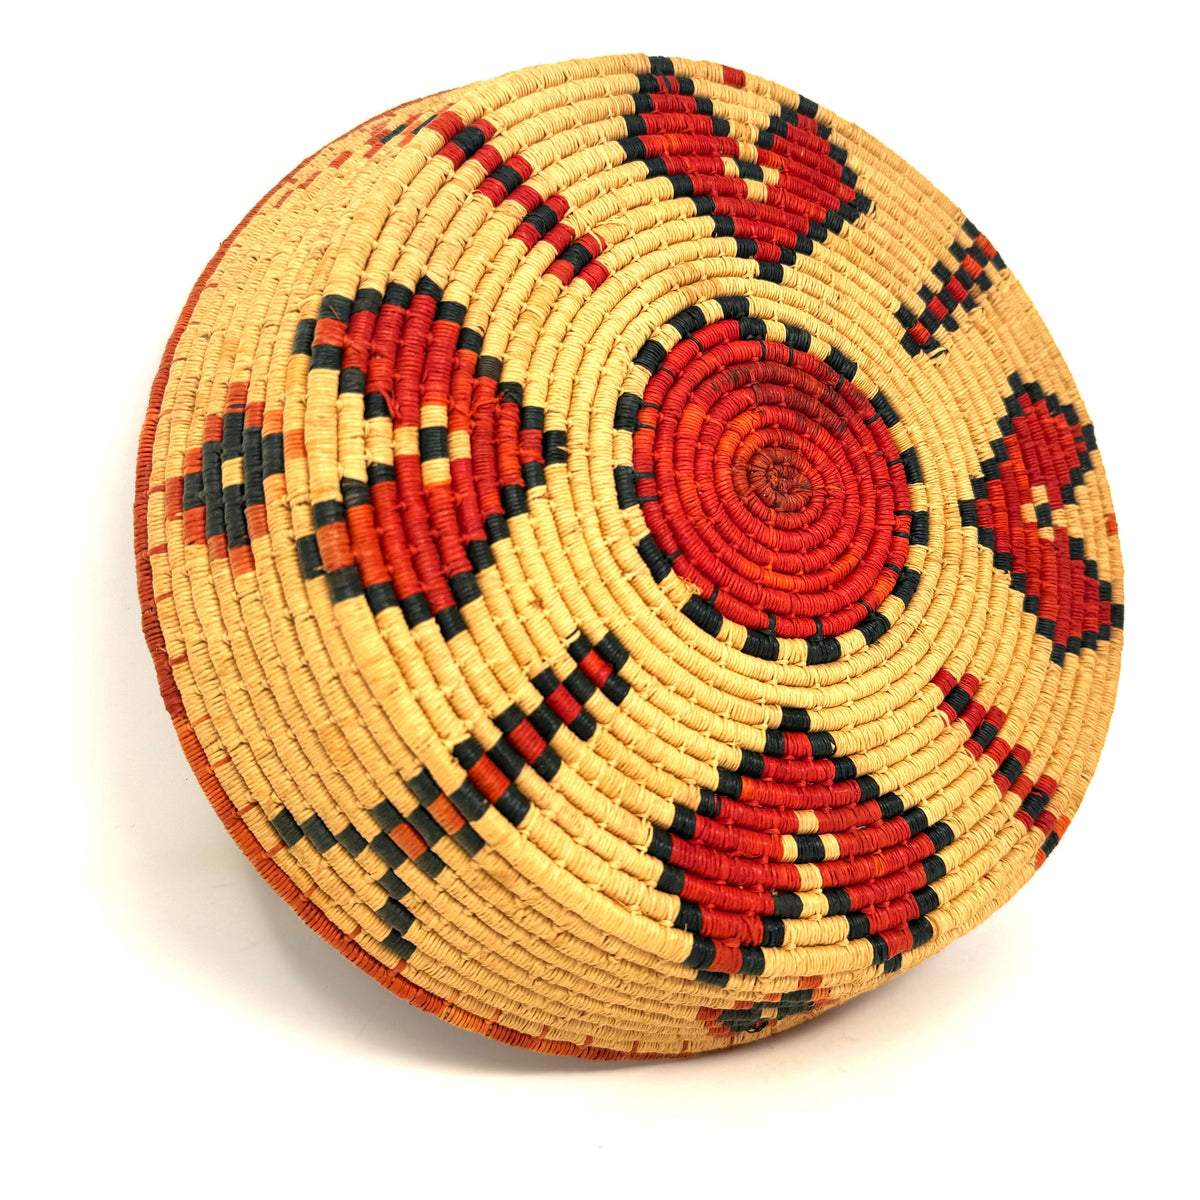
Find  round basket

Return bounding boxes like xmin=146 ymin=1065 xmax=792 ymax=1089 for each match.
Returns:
xmin=135 ymin=53 xmax=1123 ymax=1057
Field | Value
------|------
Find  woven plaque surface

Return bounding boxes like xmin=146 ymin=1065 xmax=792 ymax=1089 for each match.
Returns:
xmin=136 ymin=54 xmax=1123 ymax=1057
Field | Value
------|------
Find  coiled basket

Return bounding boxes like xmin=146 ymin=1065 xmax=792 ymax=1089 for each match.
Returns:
xmin=136 ymin=53 xmax=1123 ymax=1057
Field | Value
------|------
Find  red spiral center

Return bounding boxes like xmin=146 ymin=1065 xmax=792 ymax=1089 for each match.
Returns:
xmin=632 ymin=320 xmax=912 ymax=639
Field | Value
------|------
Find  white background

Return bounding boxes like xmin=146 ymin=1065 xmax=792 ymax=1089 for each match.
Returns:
xmin=5 ymin=3 xmax=1197 ymax=1196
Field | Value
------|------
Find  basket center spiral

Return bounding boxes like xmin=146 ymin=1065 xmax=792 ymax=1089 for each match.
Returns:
xmin=621 ymin=313 xmax=914 ymax=643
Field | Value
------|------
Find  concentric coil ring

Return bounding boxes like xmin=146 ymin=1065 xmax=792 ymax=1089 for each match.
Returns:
xmin=136 ymin=53 xmax=1123 ymax=1056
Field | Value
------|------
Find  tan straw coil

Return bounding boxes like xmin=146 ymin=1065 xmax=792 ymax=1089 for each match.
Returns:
xmin=135 ymin=53 xmax=1123 ymax=1057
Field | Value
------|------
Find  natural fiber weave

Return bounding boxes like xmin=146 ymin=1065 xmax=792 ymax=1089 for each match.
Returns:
xmin=136 ymin=54 xmax=1123 ymax=1057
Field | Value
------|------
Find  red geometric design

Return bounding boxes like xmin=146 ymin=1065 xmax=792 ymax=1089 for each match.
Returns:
xmin=959 ymin=374 xmax=1122 ymax=664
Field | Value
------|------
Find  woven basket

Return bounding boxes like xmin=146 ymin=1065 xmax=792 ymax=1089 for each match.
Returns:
xmin=135 ymin=54 xmax=1123 ymax=1057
